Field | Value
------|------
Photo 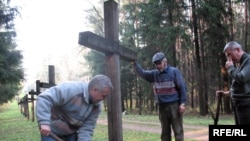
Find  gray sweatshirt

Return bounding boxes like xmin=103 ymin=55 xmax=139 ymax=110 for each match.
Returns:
xmin=36 ymin=81 xmax=101 ymax=141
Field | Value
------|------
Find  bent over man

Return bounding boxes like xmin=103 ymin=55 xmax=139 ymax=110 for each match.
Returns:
xmin=36 ymin=74 xmax=113 ymax=141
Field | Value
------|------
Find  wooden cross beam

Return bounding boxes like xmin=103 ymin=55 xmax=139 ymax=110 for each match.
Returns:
xmin=78 ymin=1 xmax=136 ymax=141
xmin=78 ymin=31 xmax=137 ymax=62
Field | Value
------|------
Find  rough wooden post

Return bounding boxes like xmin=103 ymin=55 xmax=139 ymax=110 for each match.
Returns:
xmin=48 ymin=65 xmax=55 ymax=85
xmin=104 ymin=1 xmax=123 ymax=141
xmin=36 ymin=80 xmax=40 ymax=94
xmin=28 ymin=89 xmax=36 ymax=122
xmin=24 ymin=94 xmax=29 ymax=120
xmin=78 ymin=1 xmax=137 ymax=141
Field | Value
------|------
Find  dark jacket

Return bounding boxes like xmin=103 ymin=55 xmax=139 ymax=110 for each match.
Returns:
xmin=229 ymin=53 xmax=250 ymax=99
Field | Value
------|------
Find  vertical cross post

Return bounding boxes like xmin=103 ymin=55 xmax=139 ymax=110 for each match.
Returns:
xmin=39 ymin=65 xmax=56 ymax=88
xmin=104 ymin=1 xmax=123 ymax=141
xmin=28 ymin=89 xmax=36 ymax=122
xmin=78 ymin=1 xmax=137 ymax=141
xmin=48 ymin=65 xmax=55 ymax=85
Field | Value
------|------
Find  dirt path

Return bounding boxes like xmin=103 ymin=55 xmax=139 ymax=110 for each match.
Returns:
xmin=97 ymin=119 xmax=208 ymax=141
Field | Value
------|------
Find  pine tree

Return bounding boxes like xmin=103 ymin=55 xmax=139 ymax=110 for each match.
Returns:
xmin=0 ymin=0 xmax=24 ymax=104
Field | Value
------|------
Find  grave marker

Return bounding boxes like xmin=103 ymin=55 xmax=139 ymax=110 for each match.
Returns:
xmin=78 ymin=1 xmax=137 ymax=140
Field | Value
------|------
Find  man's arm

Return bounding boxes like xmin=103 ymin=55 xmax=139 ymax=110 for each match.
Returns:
xmin=174 ymin=68 xmax=187 ymax=104
xmin=133 ymin=61 xmax=155 ymax=82
xmin=216 ymin=90 xmax=230 ymax=97
xmin=77 ymin=106 xmax=102 ymax=140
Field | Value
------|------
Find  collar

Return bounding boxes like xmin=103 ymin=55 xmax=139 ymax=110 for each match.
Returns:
xmin=158 ymin=65 xmax=169 ymax=74
xmin=240 ymin=53 xmax=248 ymax=64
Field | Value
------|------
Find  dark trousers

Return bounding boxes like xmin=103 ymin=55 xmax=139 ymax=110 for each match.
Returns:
xmin=159 ymin=102 xmax=183 ymax=141
xmin=232 ymin=99 xmax=250 ymax=125
xmin=41 ymin=132 xmax=77 ymax=141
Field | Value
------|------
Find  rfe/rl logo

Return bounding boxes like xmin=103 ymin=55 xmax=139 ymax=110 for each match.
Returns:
xmin=213 ymin=129 xmax=247 ymax=136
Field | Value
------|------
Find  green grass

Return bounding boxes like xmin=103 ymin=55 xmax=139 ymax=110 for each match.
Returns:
xmin=93 ymin=124 xmax=161 ymax=141
xmin=118 ymin=112 xmax=234 ymax=126
xmin=0 ymin=102 xmax=40 ymax=141
xmin=184 ymin=114 xmax=234 ymax=126
xmin=0 ymin=101 xmax=234 ymax=141
xmin=0 ymin=102 xmax=161 ymax=141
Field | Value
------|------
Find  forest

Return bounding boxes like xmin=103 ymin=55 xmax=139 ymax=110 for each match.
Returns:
xmin=84 ymin=0 xmax=250 ymax=116
xmin=0 ymin=0 xmax=249 ymax=116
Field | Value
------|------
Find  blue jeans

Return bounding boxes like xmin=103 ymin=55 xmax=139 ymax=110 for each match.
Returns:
xmin=41 ymin=133 xmax=77 ymax=141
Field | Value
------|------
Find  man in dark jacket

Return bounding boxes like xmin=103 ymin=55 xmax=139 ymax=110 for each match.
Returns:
xmin=133 ymin=52 xmax=187 ymax=141
xmin=217 ymin=41 xmax=250 ymax=125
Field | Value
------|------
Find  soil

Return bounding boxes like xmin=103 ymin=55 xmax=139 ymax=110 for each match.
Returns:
xmin=97 ymin=118 xmax=208 ymax=141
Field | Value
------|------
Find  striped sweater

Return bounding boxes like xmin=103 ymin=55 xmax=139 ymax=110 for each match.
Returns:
xmin=134 ymin=63 xmax=187 ymax=105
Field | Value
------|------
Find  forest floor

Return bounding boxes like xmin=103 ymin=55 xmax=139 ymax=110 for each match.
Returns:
xmin=97 ymin=118 xmax=208 ymax=141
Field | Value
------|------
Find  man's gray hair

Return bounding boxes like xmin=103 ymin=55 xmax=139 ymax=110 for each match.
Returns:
xmin=223 ymin=41 xmax=242 ymax=53
xmin=88 ymin=74 xmax=113 ymax=91
xmin=162 ymin=58 xmax=167 ymax=62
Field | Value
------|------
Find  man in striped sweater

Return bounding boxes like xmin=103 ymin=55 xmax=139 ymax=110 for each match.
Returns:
xmin=133 ymin=52 xmax=187 ymax=141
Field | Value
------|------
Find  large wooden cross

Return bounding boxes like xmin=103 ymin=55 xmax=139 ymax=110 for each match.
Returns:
xmin=78 ymin=1 xmax=136 ymax=141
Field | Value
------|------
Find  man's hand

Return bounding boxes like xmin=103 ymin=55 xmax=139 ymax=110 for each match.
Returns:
xmin=40 ymin=124 xmax=51 ymax=136
xmin=179 ymin=104 xmax=185 ymax=114
xmin=225 ymin=56 xmax=233 ymax=69
xmin=216 ymin=90 xmax=230 ymax=97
